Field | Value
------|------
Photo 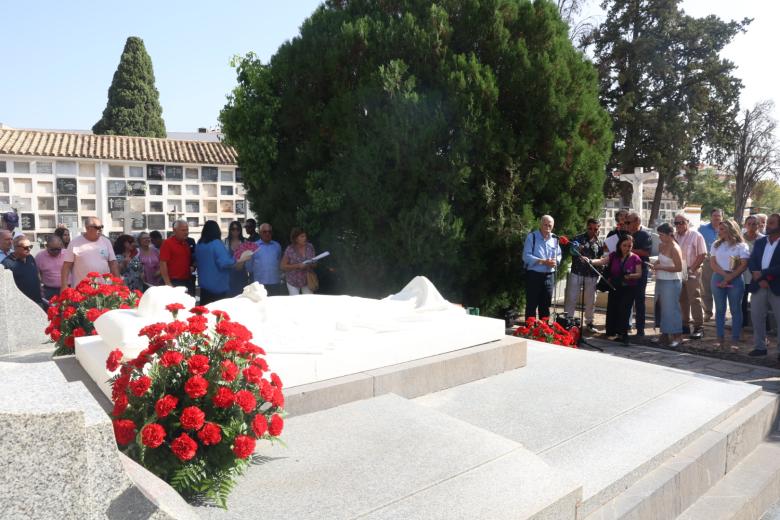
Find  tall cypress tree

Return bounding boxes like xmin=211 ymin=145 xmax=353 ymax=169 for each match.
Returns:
xmin=93 ymin=37 xmax=166 ymax=138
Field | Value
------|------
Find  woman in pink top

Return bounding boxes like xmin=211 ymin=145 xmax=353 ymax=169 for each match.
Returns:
xmin=137 ymin=232 xmax=162 ymax=289
xmin=587 ymin=234 xmax=643 ymax=344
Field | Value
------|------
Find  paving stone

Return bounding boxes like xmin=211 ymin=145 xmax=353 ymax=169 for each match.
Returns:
xmin=705 ymin=361 xmax=755 ymax=375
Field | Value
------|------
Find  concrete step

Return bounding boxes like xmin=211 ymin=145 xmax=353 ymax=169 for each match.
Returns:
xmin=197 ymin=393 xmax=582 ymax=519
xmin=584 ymin=392 xmax=779 ymax=520
xmin=415 ymin=342 xmax=764 ymax=519
xmin=678 ymin=437 xmax=780 ymax=520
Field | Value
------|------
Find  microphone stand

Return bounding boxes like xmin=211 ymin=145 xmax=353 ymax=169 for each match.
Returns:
xmin=573 ymin=252 xmax=614 ymax=352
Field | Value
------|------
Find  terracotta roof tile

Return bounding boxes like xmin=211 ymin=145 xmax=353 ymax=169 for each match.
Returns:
xmin=0 ymin=129 xmax=237 ymax=166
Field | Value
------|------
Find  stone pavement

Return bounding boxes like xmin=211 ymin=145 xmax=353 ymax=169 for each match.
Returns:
xmin=582 ymin=336 xmax=780 ymax=394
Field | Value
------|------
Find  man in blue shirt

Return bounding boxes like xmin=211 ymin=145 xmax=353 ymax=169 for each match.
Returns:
xmin=0 ymin=230 xmax=11 ymax=263
xmin=523 ymin=215 xmax=562 ymax=320
xmin=698 ymin=208 xmax=723 ymax=321
xmin=1 ymin=235 xmax=45 ymax=311
xmin=248 ymin=223 xmax=284 ymax=296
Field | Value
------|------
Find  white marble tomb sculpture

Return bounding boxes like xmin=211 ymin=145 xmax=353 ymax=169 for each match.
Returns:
xmin=75 ymin=277 xmax=506 ymax=397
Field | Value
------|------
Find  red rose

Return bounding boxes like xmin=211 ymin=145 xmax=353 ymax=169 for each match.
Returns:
xmin=113 ymin=419 xmax=137 ymax=445
xmin=197 ymin=422 xmax=222 ymax=445
xmin=251 ymin=414 xmax=268 ymax=438
xmin=180 ymin=406 xmax=206 ymax=430
xmin=220 ymin=360 xmax=238 ymax=382
xmin=232 ymin=434 xmax=256 ymax=459
xmin=269 ymin=414 xmax=284 ymax=437
xmin=112 ymin=393 xmax=128 ymax=417
xmin=270 ymin=372 xmax=283 ymax=389
xmin=234 ymin=390 xmax=257 ymax=413
xmin=559 ymin=235 xmax=570 ymax=246
xmin=212 ymin=387 xmax=235 ymax=408
xmin=50 ymin=329 xmax=61 ymax=341
xmin=189 ymin=306 xmax=209 ymax=315
xmin=222 ymin=339 xmax=245 ymax=353
xmin=170 ymin=433 xmax=198 ymax=461
xmin=187 ymin=354 xmax=210 ymax=375
xmin=271 ymin=387 xmax=285 ymax=408
xmin=139 ymin=322 xmax=166 ymax=338
xmin=160 ymin=350 xmax=184 ymax=367
xmin=184 ymin=375 xmax=208 ymax=399
xmin=260 ymin=379 xmax=275 ymax=402
xmin=242 ymin=365 xmax=263 ymax=385
xmin=141 ymin=423 xmax=166 ymax=448
xmin=166 ymin=303 xmax=185 ymax=314
xmin=245 ymin=342 xmax=265 ymax=355
xmin=72 ymin=327 xmax=86 ymax=338
xmin=64 ymin=335 xmax=75 ymax=349
xmin=106 ymin=349 xmax=123 ymax=372
xmin=62 ymin=306 xmax=77 ymax=319
xmin=129 ymin=375 xmax=152 ymax=397
xmin=155 ymin=395 xmax=179 ymax=418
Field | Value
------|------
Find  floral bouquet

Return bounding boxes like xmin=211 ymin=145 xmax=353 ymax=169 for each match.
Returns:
xmin=513 ymin=316 xmax=578 ymax=347
xmin=108 ymin=304 xmax=284 ymax=508
xmin=46 ymin=272 xmax=141 ymax=356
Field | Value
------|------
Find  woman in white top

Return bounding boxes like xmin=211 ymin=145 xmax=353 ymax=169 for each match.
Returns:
xmin=709 ymin=219 xmax=750 ymax=347
xmin=651 ymin=223 xmax=684 ymax=347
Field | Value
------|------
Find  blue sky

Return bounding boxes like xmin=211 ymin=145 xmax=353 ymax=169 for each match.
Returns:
xmin=0 ymin=0 xmax=323 ymax=132
xmin=2 ymin=1 xmax=776 ymax=132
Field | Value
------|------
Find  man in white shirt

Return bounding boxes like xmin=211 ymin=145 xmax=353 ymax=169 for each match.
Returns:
xmin=61 ymin=217 xmax=119 ymax=290
xmin=747 ymin=213 xmax=780 ymax=358
xmin=673 ymin=214 xmax=707 ymax=338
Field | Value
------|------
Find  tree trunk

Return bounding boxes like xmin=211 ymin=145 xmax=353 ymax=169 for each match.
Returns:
xmin=649 ymin=174 xmax=665 ymax=226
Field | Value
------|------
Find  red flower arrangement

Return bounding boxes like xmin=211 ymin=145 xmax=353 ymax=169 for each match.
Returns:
xmin=109 ymin=305 xmax=284 ymax=508
xmin=46 ymin=272 xmax=141 ymax=356
xmin=513 ymin=316 xmax=578 ymax=347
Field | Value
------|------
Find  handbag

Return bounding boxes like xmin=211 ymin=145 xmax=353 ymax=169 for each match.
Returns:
xmin=306 ymin=270 xmax=319 ymax=292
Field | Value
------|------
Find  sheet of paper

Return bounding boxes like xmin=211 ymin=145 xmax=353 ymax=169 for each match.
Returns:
xmin=605 ymin=233 xmax=619 ymax=253
xmin=303 ymin=251 xmax=331 ymax=264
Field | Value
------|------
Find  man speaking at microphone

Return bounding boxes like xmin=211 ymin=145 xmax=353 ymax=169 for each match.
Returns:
xmin=564 ymin=218 xmax=605 ymax=333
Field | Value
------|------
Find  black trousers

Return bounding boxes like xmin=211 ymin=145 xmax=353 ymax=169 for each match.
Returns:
xmin=171 ymin=278 xmax=196 ymax=297
xmin=199 ymin=287 xmax=228 ymax=306
xmin=607 ymin=285 xmax=638 ymax=336
xmin=525 ymin=271 xmax=554 ymax=319
xmin=631 ymin=270 xmax=648 ymax=333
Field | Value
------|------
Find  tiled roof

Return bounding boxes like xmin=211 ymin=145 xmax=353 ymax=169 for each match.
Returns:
xmin=0 ymin=129 xmax=237 ymax=166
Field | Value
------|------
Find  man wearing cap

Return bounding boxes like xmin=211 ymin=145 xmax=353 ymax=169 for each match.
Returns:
xmin=61 ymin=217 xmax=119 ymax=290
xmin=2 ymin=235 xmax=45 ymax=310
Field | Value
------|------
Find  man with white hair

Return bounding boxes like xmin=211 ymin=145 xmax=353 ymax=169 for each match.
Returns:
xmin=522 ymin=215 xmax=562 ymax=320
xmin=756 ymin=213 xmax=768 ymax=235
xmin=674 ymin=213 xmax=707 ymax=338
xmin=61 ymin=217 xmax=118 ymax=290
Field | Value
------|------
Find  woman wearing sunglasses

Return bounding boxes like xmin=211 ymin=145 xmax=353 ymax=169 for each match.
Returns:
xmin=1 ymin=235 xmax=46 ymax=310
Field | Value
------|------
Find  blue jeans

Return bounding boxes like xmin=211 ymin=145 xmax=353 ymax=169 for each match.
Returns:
xmin=656 ymin=279 xmax=682 ymax=334
xmin=711 ymin=273 xmax=744 ymax=340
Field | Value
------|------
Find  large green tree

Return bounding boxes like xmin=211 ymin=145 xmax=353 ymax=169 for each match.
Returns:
xmin=221 ymin=0 xmax=612 ymax=314
xmin=588 ymin=0 xmax=748 ymax=224
xmin=93 ymin=37 xmax=166 ymax=138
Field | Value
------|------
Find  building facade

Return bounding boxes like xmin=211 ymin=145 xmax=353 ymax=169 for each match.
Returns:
xmin=0 ymin=129 xmax=250 ymax=244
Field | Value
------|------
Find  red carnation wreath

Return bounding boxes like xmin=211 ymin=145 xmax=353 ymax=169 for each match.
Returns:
xmin=108 ymin=305 xmax=284 ymax=508
xmin=46 ymin=272 xmax=141 ymax=356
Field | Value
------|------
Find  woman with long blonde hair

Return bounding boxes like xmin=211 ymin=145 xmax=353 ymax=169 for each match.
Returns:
xmin=709 ymin=219 xmax=750 ymax=348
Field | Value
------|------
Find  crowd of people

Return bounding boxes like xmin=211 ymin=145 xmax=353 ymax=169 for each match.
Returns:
xmin=523 ymin=209 xmax=780 ymax=360
xmin=0 ymin=213 xmax=321 ymax=310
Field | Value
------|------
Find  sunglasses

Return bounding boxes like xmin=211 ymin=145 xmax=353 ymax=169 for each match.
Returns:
xmin=18 ymin=245 xmax=32 ymax=251
xmin=674 ymin=221 xmax=685 ymax=225
xmin=88 ymin=225 xmax=104 ymax=231
xmin=48 ymin=248 xmax=62 ymax=253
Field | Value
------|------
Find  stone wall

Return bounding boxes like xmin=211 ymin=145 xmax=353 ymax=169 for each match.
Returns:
xmin=0 ymin=264 xmax=48 ymax=356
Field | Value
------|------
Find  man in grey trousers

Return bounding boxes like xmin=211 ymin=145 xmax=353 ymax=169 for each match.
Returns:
xmin=748 ymin=213 xmax=780 ymax=359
